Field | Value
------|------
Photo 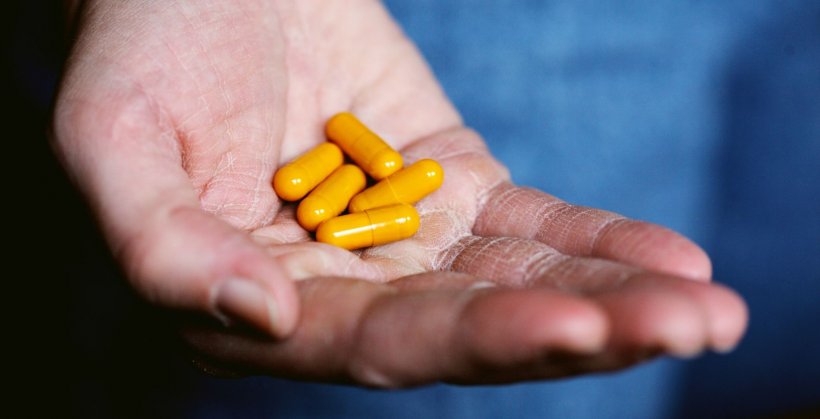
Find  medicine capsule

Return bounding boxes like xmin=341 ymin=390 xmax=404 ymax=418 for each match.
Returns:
xmin=273 ymin=143 xmax=344 ymax=201
xmin=297 ymin=164 xmax=367 ymax=231
xmin=316 ymin=204 xmax=420 ymax=250
xmin=348 ymin=159 xmax=444 ymax=213
xmin=325 ymin=112 xmax=403 ymax=180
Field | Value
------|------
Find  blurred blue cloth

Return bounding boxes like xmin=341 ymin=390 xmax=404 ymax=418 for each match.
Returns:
xmin=123 ymin=1 xmax=820 ymax=417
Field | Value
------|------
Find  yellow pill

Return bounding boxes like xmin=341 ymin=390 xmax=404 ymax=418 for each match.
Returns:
xmin=325 ymin=112 xmax=403 ymax=180
xmin=316 ymin=204 xmax=420 ymax=250
xmin=348 ymin=159 xmax=444 ymax=213
xmin=273 ymin=143 xmax=344 ymax=201
xmin=297 ymin=164 xmax=367 ymax=231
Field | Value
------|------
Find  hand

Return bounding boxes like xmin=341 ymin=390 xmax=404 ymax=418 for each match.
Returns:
xmin=53 ymin=0 xmax=747 ymax=387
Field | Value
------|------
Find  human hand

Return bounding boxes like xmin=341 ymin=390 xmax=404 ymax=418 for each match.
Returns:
xmin=53 ymin=0 xmax=747 ymax=387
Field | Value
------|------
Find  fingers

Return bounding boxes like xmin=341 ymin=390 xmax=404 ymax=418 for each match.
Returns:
xmin=397 ymin=128 xmax=710 ymax=283
xmin=586 ymin=274 xmax=748 ymax=355
xmin=439 ymin=236 xmax=747 ymax=355
xmin=182 ymin=276 xmax=614 ymax=387
xmin=181 ymin=259 xmax=745 ymax=388
xmin=53 ymin=93 xmax=299 ymax=338
xmin=473 ymin=183 xmax=712 ymax=281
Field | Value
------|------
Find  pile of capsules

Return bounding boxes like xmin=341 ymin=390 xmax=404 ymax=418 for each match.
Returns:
xmin=272 ymin=113 xmax=444 ymax=250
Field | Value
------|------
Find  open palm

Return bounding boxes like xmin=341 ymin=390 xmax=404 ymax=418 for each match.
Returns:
xmin=54 ymin=0 xmax=746 ymax=387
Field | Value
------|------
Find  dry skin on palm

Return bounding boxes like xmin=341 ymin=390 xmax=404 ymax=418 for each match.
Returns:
xmin=325 ymin=112 xmax=404 ymax=180
xmin=273 ymin=113 xmax=444 ymax=249
xmin=273 ymin=143 xmax=344 ymax=201
xmin=348 ymin=159 xmax=444 ymax=213
xmin=316 ymin=204 xmax=420 ymax=250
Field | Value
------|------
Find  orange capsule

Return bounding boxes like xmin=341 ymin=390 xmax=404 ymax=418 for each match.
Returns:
xmin=273 ymin=143 xmax=344 ymax=201
xmin=316 ymin=204 xmax=420 ymax=250
xmin=348 ymin=159 xmax=444 ymax=213
xmin=325 ymin=112 xmax=403 ymax=180
xmin=297 ymin=164 xmax=367 ymax=231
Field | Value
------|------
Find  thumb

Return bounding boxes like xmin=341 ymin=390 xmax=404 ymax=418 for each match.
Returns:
xmin=53 ymin=93 xmax=298 ymax=338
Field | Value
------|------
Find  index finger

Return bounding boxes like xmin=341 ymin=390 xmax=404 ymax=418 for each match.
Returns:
xmin=473 ymin=183 xmax=712 ymax=281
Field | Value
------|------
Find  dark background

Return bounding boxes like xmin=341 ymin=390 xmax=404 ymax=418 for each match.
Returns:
xmin=8 ymin=2 xmax=188 ymax=416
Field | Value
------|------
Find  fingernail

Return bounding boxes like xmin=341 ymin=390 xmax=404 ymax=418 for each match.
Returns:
xmin=712 ymin=342 xmax=739 ymax=354
xmin=274 ymin=249 xmax=333 ymax=280
xmin=212 ymin=278 xmax=278 ymax=335
xmin=669 ymin=346 xmax=705 ymax=359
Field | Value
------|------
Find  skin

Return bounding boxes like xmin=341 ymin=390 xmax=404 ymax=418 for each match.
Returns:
xmin=53 ymin=0 xmax=747 ymax=388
